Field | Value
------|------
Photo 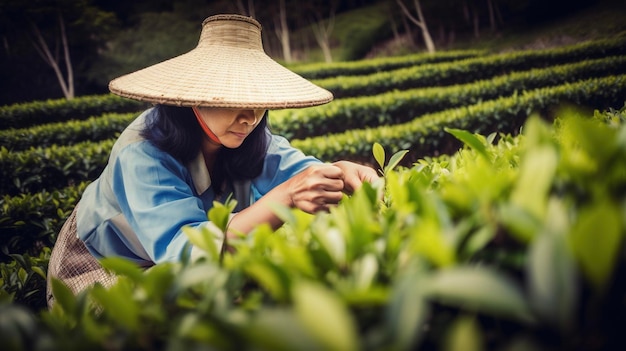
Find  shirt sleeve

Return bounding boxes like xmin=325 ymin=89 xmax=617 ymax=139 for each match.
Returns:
xmin=251 ymin=134 xmax=322 ymax=199
xmin=111 ymin=141 xmax=213 ymax=263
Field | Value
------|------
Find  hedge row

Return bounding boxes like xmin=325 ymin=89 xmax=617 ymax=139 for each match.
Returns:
xmin=2 ymin=76 xmax=624 ymax=252
xmin=312 ymin=36 xmax=626 ymax=99
xmin=292 ymin=74 xmax=626 ymax=164
xmin=1 ymin=75 xmax=624 ymax=197
xmin=288 ymin=50 xmax=484 ymax=79
xmin=9 ymin=55 xmax=625 ymax=153
xmin=0 ymin=182 xmax=89 ymax=262
xmin=0 ymin=112 xmax=135 ymax=152
xmin=0 ymin=94 xmax=145 ymax=130
xmin=272 ymin=55 xmax=626 ymax=139
xmin=0 ymin=139 xmax=114 ymax=196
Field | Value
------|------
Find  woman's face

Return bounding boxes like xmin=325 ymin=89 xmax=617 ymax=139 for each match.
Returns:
xmin=196 ymin=107 xmax=265 ymax=148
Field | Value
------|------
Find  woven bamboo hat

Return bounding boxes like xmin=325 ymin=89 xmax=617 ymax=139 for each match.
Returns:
xmin=108 ymin=14 xmax=333 ymax=109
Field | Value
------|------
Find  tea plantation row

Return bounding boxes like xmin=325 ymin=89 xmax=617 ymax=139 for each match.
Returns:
xmin=3 ymin=54 xmax=625 ymax=152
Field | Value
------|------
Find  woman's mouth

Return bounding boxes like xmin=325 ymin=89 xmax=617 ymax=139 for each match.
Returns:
xmin=231 ymin=131 xmax=247 ymax=139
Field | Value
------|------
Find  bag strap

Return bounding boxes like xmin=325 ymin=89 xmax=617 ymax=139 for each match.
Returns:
xmin=230 ymin=179 xmax=252 ymax=212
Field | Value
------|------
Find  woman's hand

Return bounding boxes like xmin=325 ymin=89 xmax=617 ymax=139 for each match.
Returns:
xmin=226 ymin=162 xmax=380 ymax=238
xmin=284 ymin=161 xmax=380 ymax=213
xmin=285 ymin=164 xmax=346 ymax=213
xmin=332 ymin=160 xmax=380 ymax=194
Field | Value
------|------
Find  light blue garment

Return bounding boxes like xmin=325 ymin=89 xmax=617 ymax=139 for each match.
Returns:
xmin=76 ymin=108 xmax=321 ymax=266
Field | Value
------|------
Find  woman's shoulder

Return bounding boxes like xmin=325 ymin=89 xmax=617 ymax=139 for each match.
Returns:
xmin=112 ymin=108 xmax=153 ymax=149
xmin=266 ymin=132 xmax=293 ymax=152
xmin=111 ymin=109 xmax=180 ymax=164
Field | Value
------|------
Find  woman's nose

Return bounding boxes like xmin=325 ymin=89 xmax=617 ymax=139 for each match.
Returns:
xmin=238 ymin=109 xmax=264 ymax=125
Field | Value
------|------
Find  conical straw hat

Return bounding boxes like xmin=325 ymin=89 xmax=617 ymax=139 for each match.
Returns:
xmin=109 ymin=14 xmax=333 ymax=109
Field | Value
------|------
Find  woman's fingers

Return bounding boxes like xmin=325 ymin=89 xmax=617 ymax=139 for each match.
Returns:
xmin=288 ymin=164 xmax=345 ymax=213
xmin=333 ymin=160 xmax=381 ymax=194
xmin=287 ymin=162 xmax=380 ymax=213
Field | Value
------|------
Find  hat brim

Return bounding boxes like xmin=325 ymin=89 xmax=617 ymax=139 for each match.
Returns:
xmin=109 ymin=44 xmax=333 ymax=109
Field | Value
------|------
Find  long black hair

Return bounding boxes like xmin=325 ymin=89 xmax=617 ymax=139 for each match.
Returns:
xmin=141 ymin=105 xmax=269 ymax=194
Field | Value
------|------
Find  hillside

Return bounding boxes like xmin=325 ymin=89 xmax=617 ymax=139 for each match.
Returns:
xmin=306 ymin=0 xmax=626 ymax=61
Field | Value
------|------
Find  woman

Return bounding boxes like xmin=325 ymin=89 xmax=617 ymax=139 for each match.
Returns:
xmin=46 ymin=14 xmax=378 ymax=306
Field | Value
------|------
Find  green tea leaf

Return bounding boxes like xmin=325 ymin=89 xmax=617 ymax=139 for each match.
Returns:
xmin=91 ymin=280 xmax=140 ymax=331
xmin=142 ymin=263 xmax=176 ymax=301
xmin=352 ymin=253 xmax=378 ymax=290
xmin=245 ymin=259 xmax=290 ymax=301
xmin=50 ymin=278 xmax=77 ymax=316
xmin=245 ymin=308 xmax=321 ymax=351
xmin=99 ymin=256 xmax=143 ymax=282
xmin=373 ymin=142 xmax=385 ymax=170
xmin=445 ymin=128 xmax=490 ymax=161
xmin=314 ymin=227 xmax=346 ymax=267
xmin=293 ymin=281 xmax=359 ymax=351
xmin=386 ymin=262 xmax=429 ymax=350
xmin=30 ymin=266 xmax=46 ymax=279
xmin=499 ymin=203 xmax=542 ymax=243
xmin=426 ymin=267 xmax=534 ymax=324
xmin=183 ymin=225 xmax=220 ymax=260
xmin=528 ymin=229 xmax=577 ymax=330
xmin=570 ymin=201 xmax=622 ymax=291
xmin=444 ymin=316 xmax=484 ymax=351
xmin=385 ymin=149 xmax=409 ymax=174
xmin=510 ymin=146 xmax=557 ymax=220
xmin=208 ymin=199 xmax=236 ymax=232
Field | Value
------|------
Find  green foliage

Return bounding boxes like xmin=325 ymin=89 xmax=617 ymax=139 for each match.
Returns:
xmin=288 ymin=50 xmax=484 ymax=79
xmin=0 ymin=112 xmax=136 ymax=151
xmin=293 ymin=74 xmax=626 ymax=164
xmin=329 ymin=3 xmax=393 ymax=61
xmin=0 ymin=182 xmax=89 ymax=261
xmin=93 ymin=11 xmax=200 ymax=86
xmin=0 ymin=94 xmax=144 ymax=129
xmin=0 ymin=140 xmax=113 ymax=195
xmin=2 ymin=111 xmax=624 ymax=350
xmin=2 ymin=73 xmax=624 ymax=198
xmin=273 ymin=55 xmax=626 ymax=139
xmin=1 ymin=33 xmax=626 ymax=351
xmin=311 ymin=36 xmax=626 ymax=99
xmin=0 ymin=248 xmax=50 ymax=311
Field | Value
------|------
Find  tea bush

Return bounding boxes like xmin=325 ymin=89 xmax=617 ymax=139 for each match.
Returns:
xmin=0 ymin=112 xmax=135 ymax=151
xmin=273 ymin=55 xmax=626 ymax=139
xmin=288 ymin=50 xmax=483 ymax=79
xmin=1 ymin=107 xmax=624 ymax=350
xmin=312 ymin=36 xmax=626 ymax=98
xmin=2 ymin=75 xmax=624 ymax=197
xmin=0 ymin=94 xmax=145 ymax=130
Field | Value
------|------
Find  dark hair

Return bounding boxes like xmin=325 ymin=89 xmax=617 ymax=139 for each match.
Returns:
xmin=141 ymin=105 xmax=269 ymax=194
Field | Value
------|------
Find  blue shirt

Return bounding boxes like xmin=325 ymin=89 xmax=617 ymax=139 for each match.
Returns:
xmin=76 ymin=108 xmax=321 ymax=266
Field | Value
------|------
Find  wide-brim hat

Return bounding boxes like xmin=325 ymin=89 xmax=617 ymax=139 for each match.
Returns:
xmin=109 ymin=14 xmax=333 ymax=109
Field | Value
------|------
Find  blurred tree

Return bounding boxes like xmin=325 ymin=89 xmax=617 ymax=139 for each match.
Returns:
xmin=90 ymin=13 xmax=200 ymax=87
xmin=396 ymin=0 xmax=436 ymax=53
xmin=234 ymin=0 xmax=257 ymax=18
xmin=274 ymin=0 xmax=293 ymax=62
xmin=0 ymin=0 xmax=117 ymax=102
xmin=309 ymin=0 xmax=339 ymax=62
